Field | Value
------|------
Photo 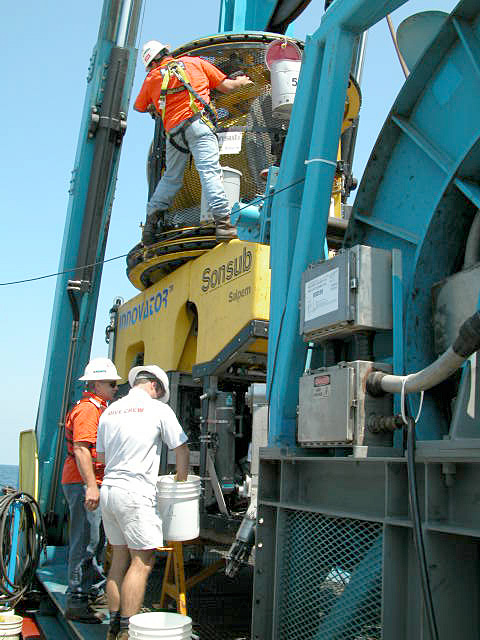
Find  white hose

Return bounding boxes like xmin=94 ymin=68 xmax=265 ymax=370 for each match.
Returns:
xmin=378 ymin=347 xmax=465 ymax=394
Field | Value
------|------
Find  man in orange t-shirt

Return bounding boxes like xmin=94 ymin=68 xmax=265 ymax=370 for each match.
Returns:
xmin=134 ymin=40 xmax=252 ymax=245
xmin=61 ymin=357 xmax=120 ymax=623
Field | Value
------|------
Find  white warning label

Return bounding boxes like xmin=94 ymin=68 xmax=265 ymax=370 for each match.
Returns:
xmin=218 ymin=131 xmax=243 ymax=155
xmin=304 ymin=268 xmax=339 ymax=322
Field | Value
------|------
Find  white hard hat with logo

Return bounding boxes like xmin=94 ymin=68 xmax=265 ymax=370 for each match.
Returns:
xmin=141 ymin=40 xmax=170 ymax=70
xmin=79 ymin=357 xmax=121 ymax=381
xmin=128 ymin=365 xmax=170 ymax=403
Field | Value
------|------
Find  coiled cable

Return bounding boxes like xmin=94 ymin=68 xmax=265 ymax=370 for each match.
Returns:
xmin=0 ymin=489 xmax=46 ymax=607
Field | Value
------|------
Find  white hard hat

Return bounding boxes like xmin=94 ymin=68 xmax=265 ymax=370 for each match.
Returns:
xmin=141 ymin=40 xmax=170 ymax=70
xmin=79 ymin=357 xmax=121 ymax=381
xmin=128 ymin=365 xmax=170 ymax=403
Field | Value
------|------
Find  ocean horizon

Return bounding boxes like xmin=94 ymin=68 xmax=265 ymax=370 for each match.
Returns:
xmin=0 ymin=464 xmax=19 ymax=489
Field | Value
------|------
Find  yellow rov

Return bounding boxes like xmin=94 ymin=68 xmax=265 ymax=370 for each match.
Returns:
xmin=115 ymin=240 xmax=270 ymax=380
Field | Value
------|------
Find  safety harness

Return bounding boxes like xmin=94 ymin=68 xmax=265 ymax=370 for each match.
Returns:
xmin=157 ymin=60 xmax=218 ymax=153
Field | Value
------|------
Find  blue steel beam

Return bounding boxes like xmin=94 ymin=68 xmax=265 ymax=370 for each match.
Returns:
xmin=35 ymin=0 xmax=142 ymax=526
xmin=219 ymin=0 xmax=277 ymax=32
xmin=267 ymin=0 xmax=408 ymax=447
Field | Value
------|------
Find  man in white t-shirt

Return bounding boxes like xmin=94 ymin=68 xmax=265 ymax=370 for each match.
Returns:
xmin=96 ymin=365 xmax=189 ymax=640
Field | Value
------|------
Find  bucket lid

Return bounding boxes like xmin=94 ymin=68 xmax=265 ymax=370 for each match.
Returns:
xmin=0 ymin=614 xmax=22 ymax=624
xmin=157 ymin=475 xmax=200 ymax=486
xmin=129 ymin=626 xmax=192 ymax=638
xmin=129 ymin=612 xmax=192 ymax=630
xmin=265 ymin=39 xmax=302 ymax=70
xmin=221 ymin=166 xmax=243 ymax=178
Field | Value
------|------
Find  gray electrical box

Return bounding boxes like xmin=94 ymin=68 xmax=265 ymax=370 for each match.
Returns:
xmin=298 ymin=361 xmax=393 ymax=448
xmin=300 ymin=245 xmax=392 ymax=342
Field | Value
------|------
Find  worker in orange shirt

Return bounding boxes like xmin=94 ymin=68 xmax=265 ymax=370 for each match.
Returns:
xmin=61 ymin=357 xmax=121 ymax=624
xmin=134 ymin=40 xmax=252 ymax=245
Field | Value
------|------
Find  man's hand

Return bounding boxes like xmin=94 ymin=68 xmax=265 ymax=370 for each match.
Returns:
xmin=233 ymin=74 xmax=253 ymax=88
xmin=216 ymin=75 xmax=253 ymax=93
xmin=85 ymin=484 xmax=100 ymax=511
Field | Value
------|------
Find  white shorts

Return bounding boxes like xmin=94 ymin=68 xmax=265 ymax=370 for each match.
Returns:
xmin=100 ymin=484 xmax=163 ymax=550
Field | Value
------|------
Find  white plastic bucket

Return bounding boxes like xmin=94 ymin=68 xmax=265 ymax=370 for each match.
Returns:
xmin=157 ymin=475 xmax=201 ymax=541
xmin=270 ymin=59 xmax=301 ymax=119
xmin=0 ymin=614 xmax=22 ymax=639
xmin=129 ymin=612 xmax=192 ymax=639
xmin=200 ymin=166 xmax=242 ymax=222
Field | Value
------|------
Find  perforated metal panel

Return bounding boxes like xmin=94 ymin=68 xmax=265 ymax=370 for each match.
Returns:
xmin=277 ymin=510 xmax=383 ymax=640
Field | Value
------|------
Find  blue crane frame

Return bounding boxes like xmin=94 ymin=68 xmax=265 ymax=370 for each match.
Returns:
xmin=35 ymin=0 xmax=142 ymax=529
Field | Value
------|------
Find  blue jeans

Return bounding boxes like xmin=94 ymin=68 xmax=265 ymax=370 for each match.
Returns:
xmin=147 ymin=118 xmax=230 ymax=223
xmin=62 ymin=483 xmax=106 ymax=606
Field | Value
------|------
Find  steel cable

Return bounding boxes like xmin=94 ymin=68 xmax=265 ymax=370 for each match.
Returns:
xmin=0 ymin=490 xmax=46 ymax=607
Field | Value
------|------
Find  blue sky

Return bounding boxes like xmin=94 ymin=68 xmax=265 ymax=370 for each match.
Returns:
xmin=0 ymin=0 xmax=456 ymax=464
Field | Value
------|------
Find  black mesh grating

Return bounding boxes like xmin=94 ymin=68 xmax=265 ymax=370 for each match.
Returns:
xmin=277 ymin=510 xmax=383 ymax=640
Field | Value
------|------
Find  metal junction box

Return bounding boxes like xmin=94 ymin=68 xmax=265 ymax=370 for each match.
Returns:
xmin=298 ymin=361 xmax=393 ymax=448
xmin=300 ymin=245 xmax=392 ymax=342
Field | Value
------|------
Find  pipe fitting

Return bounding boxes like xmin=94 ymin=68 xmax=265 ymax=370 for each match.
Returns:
xmin=453 ymin=311 xmax=480 ymax=358
xmin=366 ymin=371 xmax=387 ymax=397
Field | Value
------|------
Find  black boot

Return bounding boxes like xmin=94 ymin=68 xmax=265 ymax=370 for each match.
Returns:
xmin=65 ymin=602 xmax=104 ymax=624
xmin=142 ymin=210 xmax=165 ymax=245
xmin=215 ymin=215 xmax=237 ymax=241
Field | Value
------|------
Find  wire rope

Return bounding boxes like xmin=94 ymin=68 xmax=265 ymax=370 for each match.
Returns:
xmin=0 ymin=490 xmax=46 ymax=608
xmin=1 ymin=176 xmax=306 ymax=287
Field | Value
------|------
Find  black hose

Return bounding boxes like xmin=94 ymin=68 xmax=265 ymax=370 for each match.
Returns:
xmin=0 ymin=490 xmax=46 ymax=607
xmin=406 ymin=418 xmax=439 ymax=640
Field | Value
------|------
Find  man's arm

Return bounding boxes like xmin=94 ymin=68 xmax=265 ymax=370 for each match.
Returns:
xmin=73 ymin=443 xmax=100 ymax=511
xmin=174 ymin=443 xmax=190 ymax=481
xmin=216 ymin=75 xmax=252 ymax=93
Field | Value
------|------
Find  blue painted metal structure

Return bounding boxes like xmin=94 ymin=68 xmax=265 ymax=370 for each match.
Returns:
xmin=346 ymin=0 xmax=480 ymax=439
xmin=219 ymin=0 xmax=277 ymax=32
xmin=35 ymin=0 xmax=142 ymax=534
xmin=233 ymin=0 xmax=480 ymax=446
xmin=262 ymin=0 xmax=407 ymax=447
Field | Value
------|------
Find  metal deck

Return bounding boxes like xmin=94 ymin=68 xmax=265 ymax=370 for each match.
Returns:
xmin=36 ymin=545 xmax=253 ymax=640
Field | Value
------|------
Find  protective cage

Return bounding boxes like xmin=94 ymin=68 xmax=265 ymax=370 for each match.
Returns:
xmin=128 ymin=33 xmax=303 ymax=285
xmin=148 ymin=33 xmax=302 ymax=224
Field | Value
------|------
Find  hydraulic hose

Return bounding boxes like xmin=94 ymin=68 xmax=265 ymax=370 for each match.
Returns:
xmin=406 ymin=418 xmax=439 ymax=640
xmin=367 ymin=311 xmax=480 ymax=396
xmin=0 ymin=490 xmax=46 ymax=607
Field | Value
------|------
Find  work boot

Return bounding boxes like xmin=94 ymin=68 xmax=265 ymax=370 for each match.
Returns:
xmin=215 ymin=216 xmax=237 ymax=241
xmin=106 ymin=630 xmax=117 ymax=640
xmin=89 ymin=592 xmax=108 ymax=608
xmin=116 ymin=629 xmax=129 ymax=640
xmin=65 ymin=602 xmax=104 ymax=624
xmin=142 ymin=210 xmax=165 ymax=246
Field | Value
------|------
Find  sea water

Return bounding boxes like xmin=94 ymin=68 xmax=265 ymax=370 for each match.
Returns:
xmin=0 ymin=465 xmax=19 ymax=490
